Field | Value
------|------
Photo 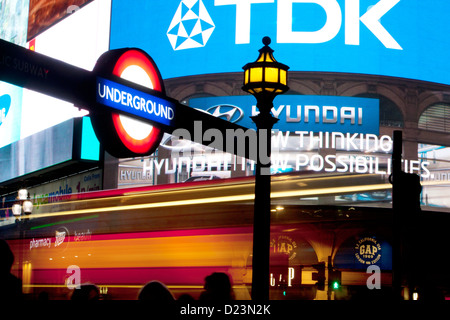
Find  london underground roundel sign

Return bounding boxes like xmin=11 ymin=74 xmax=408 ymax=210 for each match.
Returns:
xmin=91 ymin=48 xmax=165 ymax=158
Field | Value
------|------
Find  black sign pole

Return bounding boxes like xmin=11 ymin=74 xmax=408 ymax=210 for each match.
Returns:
xmin=0 ymin=38 xmax=92 ymax=107
xmin=391 ymin=130 xmax=402 ymax=300
xmin=0 ymin=39 xmax=254 ymax=161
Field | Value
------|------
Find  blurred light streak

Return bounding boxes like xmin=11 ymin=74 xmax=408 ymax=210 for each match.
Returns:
xmin=29 ymin=214 xmax=99 ymax=230
xmin=6 ymin=181 xmax=396 ymax=222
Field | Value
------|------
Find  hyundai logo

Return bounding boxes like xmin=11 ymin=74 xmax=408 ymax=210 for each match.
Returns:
xmin=206 ymin=105 xmax=244 ymax=123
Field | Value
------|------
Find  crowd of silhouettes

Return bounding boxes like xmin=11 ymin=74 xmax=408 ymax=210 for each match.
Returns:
xmin=137 ymin=272 xmax=234 ymax=302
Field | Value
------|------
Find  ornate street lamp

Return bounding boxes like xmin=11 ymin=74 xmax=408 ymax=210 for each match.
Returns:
xmin=243 ymin=36 xmax=289 ymax=98
xmin=12 ymin=188 xmax=33 ymax=216
xmin=242 ymin=36 xmax=289 ymax=301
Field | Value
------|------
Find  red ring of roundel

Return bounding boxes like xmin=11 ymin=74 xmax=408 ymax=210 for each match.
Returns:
xmin=111 ymin=50 xmax=163 ymax=154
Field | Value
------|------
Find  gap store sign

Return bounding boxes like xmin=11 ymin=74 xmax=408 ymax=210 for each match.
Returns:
xmin=111 ymin=0 xmax=450 ymax=85
xmin=190 ymin=95 xmax=379 ymax=134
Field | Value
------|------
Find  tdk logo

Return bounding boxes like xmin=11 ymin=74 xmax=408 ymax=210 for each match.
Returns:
xmin=169 ymin=0 xmax=402 ymax=50
xmin=206 ymin=105 xmax=244 ymax=123
xmin=167 ymin=0 xmax=215 ymax=50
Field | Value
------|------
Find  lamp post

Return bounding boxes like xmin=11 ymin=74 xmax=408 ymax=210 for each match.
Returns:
xmin=242 ymin=36 xmax=289 ymax=300
xmin=11 ymin=188 xmax=33 ymax=284
xmin=12 ymin=188 xmax=33 ymax=217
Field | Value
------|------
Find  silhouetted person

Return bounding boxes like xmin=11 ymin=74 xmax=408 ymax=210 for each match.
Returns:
xmin=199 ymin=272 xmax=234 ymax=301
xmin=71 ymin=283 xmax=100 ymax=300
xmin=0 ymin=239 xmax=23 ymax=301
xmin=177 ymin=293 xmax=195 ymax=302
xmin=138 ymin=280 xmax=175 ymax=302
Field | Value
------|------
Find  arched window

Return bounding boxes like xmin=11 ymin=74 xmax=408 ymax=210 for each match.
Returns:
xmin=419 ymin=104 xmax=450 ymax=133
xmin=356 ymin=93 xmax=403 ymax=128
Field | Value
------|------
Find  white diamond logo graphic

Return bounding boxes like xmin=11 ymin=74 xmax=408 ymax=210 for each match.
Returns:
xmin=167 ymin=0 xmax=215 ymax=51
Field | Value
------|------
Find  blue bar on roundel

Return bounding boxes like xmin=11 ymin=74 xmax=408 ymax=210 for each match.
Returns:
xmin=96 ymin=76 xmax=175 ymax=127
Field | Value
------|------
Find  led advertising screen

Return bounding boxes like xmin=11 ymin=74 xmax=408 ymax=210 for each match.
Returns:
xmin=110 ymin=0 xmax=450 ymax=85
xmin=0 ymin=0 xmax=106 ymax=180
xmin=190 ymin=95 xmax=379 ymax=134
xmin=0 ymin=0 xmax=29 ymax=148
xmin=0 ymin=117 xmax=100 ymax=184
xmin=27 ymin=0 xmax=93 ymax=40
xmin=0 ymin=0 xmax=29 ymax=45
xmin=20 ymin=0 xmax=111 ymax=139
xmin=0 ymin=83 xmax=23 ymax=148
xmin=0 ymin=119 xmax=74 ymax=184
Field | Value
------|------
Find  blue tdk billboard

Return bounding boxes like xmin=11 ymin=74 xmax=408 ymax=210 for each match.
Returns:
xmin=111 ymin=0 xmax=450 ymax=85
